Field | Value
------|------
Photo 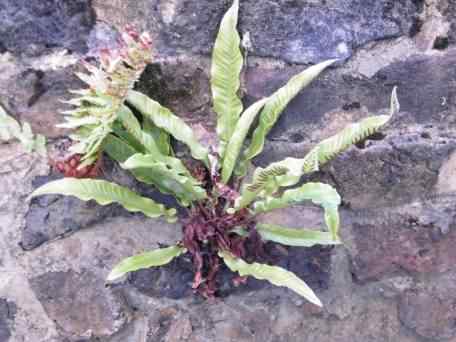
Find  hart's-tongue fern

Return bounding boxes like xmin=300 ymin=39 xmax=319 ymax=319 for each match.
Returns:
xmin=29 ymin=0 xmax=400 ymax=306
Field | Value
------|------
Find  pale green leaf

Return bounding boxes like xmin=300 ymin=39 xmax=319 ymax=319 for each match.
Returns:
xmin=103 ymin=134 xmax=172 ymax=195
xmin=103 ymin=133 xmax=139 ymax=163
xmin=0 ymin=106 xmax=20 ymax=140
xmin=211 ymin=0 xmax=243 ymax=156
xmin=117 ymin=105 xmax=161 ymax=155
xmin=315 ymin=86 xmax=399 ymax=166
xmin=107 ymin=144 xmax=179 ymax=199
xmin=239 ymin=59 xmax=337 ymax=171
xmin=0 ymin=105 xmax=47 ymax=156
xmin=65 ymin=109 xmax=116 ymax=166
xmin=75 ymin=72 xmax=94 ymax=86
xmin=253 ymin=182 xmax=341 ymax=239
xmin=221 ymin=98 xmax=268 ymax=183
xmin=234 ymin=87 xmax=400 ymax=205
xmin=126 ymin=90 xmax=209 ymax=165
xmin=56 ymin=116 xmax=101 ymax=129
xmin=143 ymin=118 xmax=172 ymax=155
xmin=253 ymin=182 xmax=340 ymax=213
xmin=29 ymin=178 xmax=177 ymax=222
xmin=219 ymin=251 xmax=322 ymax=306
xmin=111 ymin=121 xmax=147 ymax=153
xmin=234 ymin=165 xmax=289 ymax=210
xmin=72 ymin=124 xmax=111 ymax=164
xmin=122 ymin=153 xmax=207 ymax=205
xmin=107 ymin=245 xmax=186 ymax=282
xmin=255 ymin=223 xmax=341 ymax=247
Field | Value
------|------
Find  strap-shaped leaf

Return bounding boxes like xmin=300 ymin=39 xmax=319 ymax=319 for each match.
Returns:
xmin=221 ymin=98 xmax=268 ymax=183
xmin=105 ymin=135 xmax=180 ymax=197
xmin=33 ymin=134 xmax=47 ymax=156
xmin=254 ymin=182 xmax=340 ymax=238
xmin=103 ymin=134 xmax=176 ymax=196
xmin=117 ymin=105 xmax=162 ymax=155
xmin=29 ymin=178 xmax=177 ymax=222
xmin=315 ymin=86 xmax=400 ymax=166
xmin=253 ymin=182 xmax=340 ymax=213
xmin=253 ymin=182 xmax=341 ymax=239
xmin=219 ymin=251 xmax=322 ymax=306
xmin=103 ymin=133 xmax=138 ymax=162
xmin=239 ymin=59 xmax=337 ymax=169
xmin=111 ymin=121 xmax=147 ymax=153
xmin=122 ymin=153 xmax=207 ymax=205
xmin=234 ymin=164 xmax=289 ymax=210
xmin=126 ymin=90 xmax=209 ymax=165
xmin=107 ymin=245 xmax=186 ymax=282
xmin=255 ymin=224 xmax=341 ymax=247
xmin=143 ymin=118 xmax=172 ymax=155
xmin=211 ymin=0 xmax=243 ymax=157
xmin=234 ymin=87 xmax=400 ymax=205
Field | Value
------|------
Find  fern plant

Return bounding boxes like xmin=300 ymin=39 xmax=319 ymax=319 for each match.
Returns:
xmin=29 ymin=0 xmax=400 ymax=306
xmin=0 ymin=105 xmax=46 ymax=156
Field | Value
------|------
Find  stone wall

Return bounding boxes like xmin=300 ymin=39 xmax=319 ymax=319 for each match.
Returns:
xmin=1 ymin=0 xmax=456 ymax=341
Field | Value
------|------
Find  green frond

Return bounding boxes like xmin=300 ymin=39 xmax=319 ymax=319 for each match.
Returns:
xmin=126 ymin=90 xmax=209 ymax=165
xmin=211 ymin=0 xmax=243 ymax=157
xmin=122 ymin=153 xmax=207 ymax=206
xmin=253 ymin=182 xmax=341 ymax=239
xmin=237 ymin=59 xmax=337 ymax=176
xmin=253 ymin=224 xmax=341 ymax=247
xmin=107 ymin=245 xmax=186 ymax=282
xmin=221 ymin=98 xmax=269 ymax=183
xmin=29 ymin=178 xmax=177 ymax=223
xmin=219 ymin=251 xmax=322 ymax=306
xmin=234 ymin=165 xmax=289 ymax=210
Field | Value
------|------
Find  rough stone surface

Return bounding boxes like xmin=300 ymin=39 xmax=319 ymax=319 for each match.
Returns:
xmin=399 ymin=273 xmax=456 ymax=340
xmin=0 ymin=299 xmax=16 ymax=342
xmin=246 ymin=51 xmax=456 ymax=145
xmin=29 ymin=269 xmax=127 ymax=339
xmin=1 ymin=0 xmax=456 ymax=341
xmin=442 ymin=1 xmax=456 ymax=46
xmin=128 ymin=244 xmax=332 ymax=300
xmin=0 ymin=54 xmax=84 ymax=137
xmin=348 ymin=197 xmax=456 ymax=282
xmin=0 ymin=0 xmax=94 ymax=56
xmin=93 ymin=0 xmax=421 ymax=64
xmin=23 ymin=178 xmax=125 ymax=250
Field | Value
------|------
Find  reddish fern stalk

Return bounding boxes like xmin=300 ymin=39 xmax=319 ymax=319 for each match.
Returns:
xmin=182 ymin=181 xmax=260 ymax=298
